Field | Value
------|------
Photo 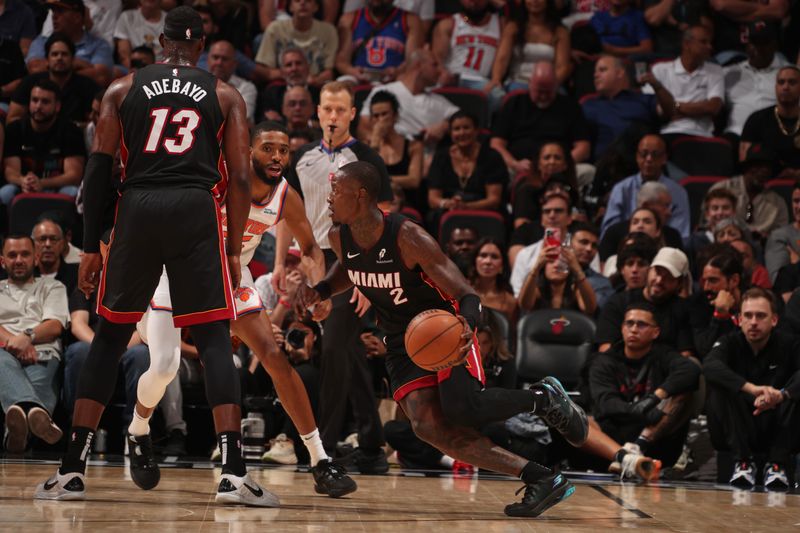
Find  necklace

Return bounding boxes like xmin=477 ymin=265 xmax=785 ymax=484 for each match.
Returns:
xmin=774 ymin=106 xmax=800 ymax=136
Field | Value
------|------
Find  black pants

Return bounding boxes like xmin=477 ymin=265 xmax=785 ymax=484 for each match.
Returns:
xmin=706 ymin=384 xmax=800 ymax=465
xmin=319 ymin=250 xmax=384 ymax=453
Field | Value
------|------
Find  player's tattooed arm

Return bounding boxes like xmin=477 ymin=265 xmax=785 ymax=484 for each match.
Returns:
xmin=283 ymin=187 xmax=326 ymax=285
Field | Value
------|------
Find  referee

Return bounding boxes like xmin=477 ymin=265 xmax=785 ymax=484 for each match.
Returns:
xmin=281 ymin=81 xmax=392 ymax=472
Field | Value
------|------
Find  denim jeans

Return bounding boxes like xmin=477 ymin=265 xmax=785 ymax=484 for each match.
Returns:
xmin=0 ymin=349 xmax=60 ymax=414
xmin=0 ymin=184 xmax=80 ymax=205
xmin=63 ymin=341 xmax=150 ymax=428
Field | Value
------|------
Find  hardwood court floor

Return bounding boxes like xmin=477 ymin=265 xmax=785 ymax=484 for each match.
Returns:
xmin=1 ymin=459 xmax=798 ymax=532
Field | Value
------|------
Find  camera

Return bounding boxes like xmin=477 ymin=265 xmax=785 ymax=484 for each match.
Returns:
xmin=285 ymin=327 xmax=308 ymax=349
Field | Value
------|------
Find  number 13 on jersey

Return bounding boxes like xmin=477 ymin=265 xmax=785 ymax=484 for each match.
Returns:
xmin=144 ymin=108 xmax=201 ymax=154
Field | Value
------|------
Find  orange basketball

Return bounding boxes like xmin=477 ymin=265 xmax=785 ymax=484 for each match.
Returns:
xmin=404 ymin=309 xmax=467 ymax=372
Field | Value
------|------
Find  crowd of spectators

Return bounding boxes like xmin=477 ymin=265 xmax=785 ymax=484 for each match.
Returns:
xmin=1 ymin=0 xmax=800 ymax=491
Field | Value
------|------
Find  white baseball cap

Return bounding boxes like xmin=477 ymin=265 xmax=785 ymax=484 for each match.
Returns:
xmin=650 ymin=247 xmax=689 ymax=278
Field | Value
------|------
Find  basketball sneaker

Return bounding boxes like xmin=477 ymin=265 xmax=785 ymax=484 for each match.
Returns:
xmin=504 ymin=472 xmax=575 ymax=517
xmin=261 ymin=433 xmax=298 ymax=465
xmin=763 ymin=463 xmax=789 ymax=491
xmin=33 ymin=471 xmax=86 ymax=501
xmin=730 ymin=460 xmax=755 ymax=488
xmin=312 ymin=459 xmax=358 ymax=498
xmin=535 ymin=377 xmax=588 ymax=447
xmin=127 ymin=433 xmax=160 ymax=490
xmin=215 ymin=473 xmax=280 ymax=507
xmin=334 ymin=448 xmax=389 ymax=474
xmin=608 ymin=443 xmax=662 ymax=481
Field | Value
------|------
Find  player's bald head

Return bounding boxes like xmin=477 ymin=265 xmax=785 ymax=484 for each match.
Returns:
xmin=339 ymin=161 xmax=381 ymax=201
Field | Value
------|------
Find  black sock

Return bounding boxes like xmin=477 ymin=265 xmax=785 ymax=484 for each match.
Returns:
xmin=635 ymin=436 xmax=650 ymax=453
xmin=614 ymin=448 xmax=628 ymax=464
xmin=520 ymin=461 xmax=553 ymax=484
xmin=218 ymin=431 xmax=246 ymax=477
xmin=59 ymin=427 xmax=94 ymax=475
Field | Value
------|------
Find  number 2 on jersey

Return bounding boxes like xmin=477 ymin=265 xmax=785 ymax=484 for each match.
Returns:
xmin=390 ymin=287 xmax=408 ymax=305
xmin=144 ymin=108 xmax=201 ymax=154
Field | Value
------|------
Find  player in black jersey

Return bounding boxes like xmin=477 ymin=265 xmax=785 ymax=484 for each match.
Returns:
xmin=300 ymin=161 xmax=589 ymax=518
xmin=34 ymin=7 xmax=277 ymax=507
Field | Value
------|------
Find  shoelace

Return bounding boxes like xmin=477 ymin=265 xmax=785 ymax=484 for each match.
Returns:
xmin=514 ymin=484 xmax=535 ymax=503
xmin=323 ymin=462 xmax=348 ymax=479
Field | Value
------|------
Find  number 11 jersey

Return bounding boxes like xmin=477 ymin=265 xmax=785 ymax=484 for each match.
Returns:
xmin=118 ymin=64 xmax=226 ymax=195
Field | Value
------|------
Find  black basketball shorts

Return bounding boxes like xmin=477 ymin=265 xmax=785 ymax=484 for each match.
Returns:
xmin=97 ymin=187 xmax=235 ymax=327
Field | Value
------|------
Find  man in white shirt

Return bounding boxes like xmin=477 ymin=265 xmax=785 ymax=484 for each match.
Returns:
xmin=648 ymin=25 xmax=724 ymax=139
xmin=40 ymin=0 xmax=121 ymax=47
xmin=358 ymin=48 xmax=458 ymax=146
xmin=206 ymin=40 xmax=257 ymax=123
xmin=112 ymin=0 xmax=165 ymax=69
xmin=0 ymin=235 xmax=69 ymax=453
xmin=724 ymin=21 xmax=786 ymax=138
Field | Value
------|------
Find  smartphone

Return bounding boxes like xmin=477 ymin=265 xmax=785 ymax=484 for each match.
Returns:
xmin=544 ymin=227 xmax=561 ymax=248
xmin=634 ymin=62 xmax=648 ymax=84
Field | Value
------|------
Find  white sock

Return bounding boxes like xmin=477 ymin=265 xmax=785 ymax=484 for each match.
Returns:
xmin=439 ymin=455 xmax=455 ymax=468
xmin=300 ymin=429 xmax=329 ymax=466
xmin=128 ymin=410 xmax=151 ymax=437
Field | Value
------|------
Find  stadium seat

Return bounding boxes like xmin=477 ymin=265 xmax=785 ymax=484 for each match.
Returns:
xmin=432 ymin=87 xmax=489 ymax=128
xmin=438 ymin=208 xmax=506 ymax=247
xmin=670 ymin=136 xmax=736 ymax=177
xmin=9 ymin=193 xmax=76 ymax=236
xmin=765 ymin=178 xmax=795 ymax=212
xmin=515 ymin=309 xmax=596 ymax=392
xmin=678 ymin=176 xmax=727 ymax=231
xmin=399 ymin=206 xmax=423 ymax=224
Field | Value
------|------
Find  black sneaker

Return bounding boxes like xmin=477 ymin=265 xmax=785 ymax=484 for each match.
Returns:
xmin=536 ymin=377 xmax=589 ymax=447
xmin=127 ymin=433 xmax=160 ymax=490
xmin=160 ymin=429 xmax=187 ymax=457
xmin=504 ymin=472 xmax=575 ymax=517
xmin=334 ymin=448 xmax=389 ymax=475
xmin=312 ymin=459 xmax=358 ymax=498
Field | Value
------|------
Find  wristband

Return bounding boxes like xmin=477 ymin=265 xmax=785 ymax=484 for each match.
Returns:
xmin=313 ymin=281 xmax=332 ymax=300
xmin=278 ymin=298 xmax=291 ymax=308
xmin=713 ymin=310 xmax=731 ymax=320
xmin=459 ymin=293 xmax=482 ymax=330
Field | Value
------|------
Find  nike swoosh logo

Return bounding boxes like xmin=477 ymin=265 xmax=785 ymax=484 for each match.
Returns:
xmin=347 ymin=252 xmax=360 ymax=258
xmin=43 ymin=479 xmax=58 ymax=491
xmin=769 ymin=365 xmax=778 ymax=370
xmin=243 ymin=482 xmax=263 ymax=497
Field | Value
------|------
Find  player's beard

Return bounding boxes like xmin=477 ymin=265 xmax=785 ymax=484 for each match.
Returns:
xmin=253 ymin=160 xmax=281 ymax=185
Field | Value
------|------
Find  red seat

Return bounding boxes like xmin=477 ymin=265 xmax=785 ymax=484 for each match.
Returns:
xmin=9 ymin=193 xmax=77 ymax=236
xmin=678 ymin=176 xmax=728 ymax=231
xmin=765 ymin=178 xmax=796 ymax=212
xmin=432 ymin=87 xmax=490 ymax=128
xmin=439 ymin=209 xmax=506 ymax=247
xmin=399 ymin=206 xmax=423 ymax=224
xmin=670 ymin=136 xmax=736 ymax=177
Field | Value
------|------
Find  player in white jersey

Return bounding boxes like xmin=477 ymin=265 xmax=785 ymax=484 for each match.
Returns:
xmin=432 ymin=0 xmax=508 ymax=109
xmin=127 ymin=122 xmax=357 ymax=499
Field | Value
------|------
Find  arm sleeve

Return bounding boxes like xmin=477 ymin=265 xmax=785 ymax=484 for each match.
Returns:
xmin=764 ymin=227 xmax=790 ymax=283
xmin=740 ymin=112 xmax=761 ymax=143
xmin=707 ymin=66 xmax=725 ymax=102
xmin=90 ymin=39 xmax=114 ymax=69
xmin=600 ymin=184 xmax=624 ymax=237
xmin=68 ymin=285 xmax=90 ymax=313
xmin=703 ymin=334 xmax=748 ymax=393
xmin=25 ymin=36 xmax=46 ymax=61
xmin=113 ymin=12 xmax=131 ymax=40
xmin=692 ymin=306 xmax=736 ymax=360
xmin=42 ymin=281 xmax=70 ymax=327
xmin=254 ymin=24 xmax=277 ymax=66
xmin=81 ymin=152 xmax=114 ymax=253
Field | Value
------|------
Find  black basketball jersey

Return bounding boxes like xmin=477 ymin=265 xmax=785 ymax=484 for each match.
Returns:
xmin=340 ymin=213 xmax=457 ymax=336
xmin=118 ymin=64 xmax=226 ymax=194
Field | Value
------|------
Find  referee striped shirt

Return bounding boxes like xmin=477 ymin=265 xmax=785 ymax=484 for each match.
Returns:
xmin=285 ymin=138 xmax=393 ymax=249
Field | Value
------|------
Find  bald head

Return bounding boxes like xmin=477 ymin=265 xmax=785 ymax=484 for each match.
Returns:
xmin=208 ymin=40 xmax=236 ymax=81
xmin=404 ymin=47 xmax=442 ymax=88
xmin=529 ymin=61 xmax=557 ymax=107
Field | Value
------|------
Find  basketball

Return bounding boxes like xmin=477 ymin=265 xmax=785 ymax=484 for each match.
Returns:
xmin=404 ymin=309 xmax=467 ymax=371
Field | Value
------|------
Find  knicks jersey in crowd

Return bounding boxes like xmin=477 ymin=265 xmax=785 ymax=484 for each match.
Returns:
xmin=340 ymin=212 xmax=456 ymax=336
xmin=118 ymin=64 xmax=226 ymax=195
xmin=352 ymin=8 xmax=410 ymax=70
xmin=446 ymin=12 xmax=501 ymax=82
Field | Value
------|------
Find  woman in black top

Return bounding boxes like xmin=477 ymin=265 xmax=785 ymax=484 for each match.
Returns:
xmin=512 ymin=141 xmax=578 ymax=228
xmin=427 ymin=111 xmax=507 ymax=213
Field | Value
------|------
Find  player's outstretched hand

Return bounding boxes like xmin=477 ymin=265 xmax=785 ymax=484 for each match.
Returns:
xmin=78 ymin=252 xmax=103 ymax=299
xmin=227 ymin=255 xmax=242 ymax=289
xmin=455 ymin=315 xmax=474 ymax=365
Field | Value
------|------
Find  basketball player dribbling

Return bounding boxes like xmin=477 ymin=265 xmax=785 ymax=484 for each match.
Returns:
xmin=126 ymin=121 xmax=357 ymax=498
xmin=34 ymin=7 xmax=277 ymax=506
xmin=299 ymin=161 xmax=589 ymax=517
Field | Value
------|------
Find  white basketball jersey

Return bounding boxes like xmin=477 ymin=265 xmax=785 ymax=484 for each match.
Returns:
xmin=222 ymin=178 xmax=289 ymax=266
xmin=445 ymin=13 xmax=501 ymax=82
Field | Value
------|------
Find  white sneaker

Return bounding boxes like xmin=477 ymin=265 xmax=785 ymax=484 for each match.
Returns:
xmin=261 ymin=434 xmax=297 ymax=465
xmin=763 ymin=463 xmax=789 ymax=491
xmin=34 ymin=471 xmax=86 ymax=501
xmin=611 ymin=451 xmax=662 ymax=481
xmin=730 ymin=461 xmax=755 ymax=488
xmin=214 ymin=473 xmax=280 ymax=507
